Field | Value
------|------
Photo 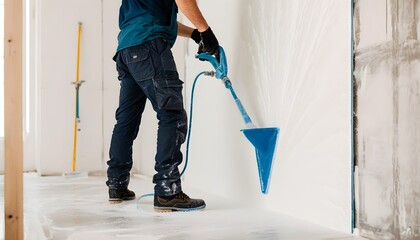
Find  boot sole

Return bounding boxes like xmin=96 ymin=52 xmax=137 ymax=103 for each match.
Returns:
xmin=109 ymin=196 xmax=136 ymax=203
xmin=154 ymin=204 xmax=206 ymax=212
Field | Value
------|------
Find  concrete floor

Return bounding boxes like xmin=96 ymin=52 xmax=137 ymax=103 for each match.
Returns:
xmin=0 ymin=174 xmax=365 ymax=240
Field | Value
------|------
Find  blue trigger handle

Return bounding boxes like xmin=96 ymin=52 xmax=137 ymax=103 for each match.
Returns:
xmin=196 ymin=46 xmax=228 ymax=80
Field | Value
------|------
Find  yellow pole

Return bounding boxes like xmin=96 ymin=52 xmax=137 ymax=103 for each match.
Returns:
xmin=72 ymin=22 xmax=82 ymax=172
xmin=76 ymin=22 xmax=82 ymax=83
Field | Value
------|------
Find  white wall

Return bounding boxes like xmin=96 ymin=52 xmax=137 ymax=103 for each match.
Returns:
xmin=35 ymin=0 xmax=104 ymax=175
xmin=181 ymin=0 xmax=352 ymax=233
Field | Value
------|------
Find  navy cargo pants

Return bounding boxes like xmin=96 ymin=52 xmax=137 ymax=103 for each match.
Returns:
xmin=107 ymin=38 xmax=187 ymax=197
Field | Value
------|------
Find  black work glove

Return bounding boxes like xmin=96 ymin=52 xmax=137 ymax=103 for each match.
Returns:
xmin=198 ymin=27 xmax=220 ymax=60
xmin=191 ymin=29 xmax=201 ymax=44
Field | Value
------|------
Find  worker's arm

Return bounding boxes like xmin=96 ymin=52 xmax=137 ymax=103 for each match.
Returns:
xmin=175 ymin=0 xmax=219 ymax=56
xmin=175 ymin=0 xmax=208 ymax=32
xmin=178 ymin=22 xmax=201 ymax=44
xmin=177 ymin=22 xmax=194 ymax=37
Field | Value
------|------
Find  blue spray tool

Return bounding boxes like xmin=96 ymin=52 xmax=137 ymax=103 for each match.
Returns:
xmin=197 ymin=47 xmax=280 ymax=194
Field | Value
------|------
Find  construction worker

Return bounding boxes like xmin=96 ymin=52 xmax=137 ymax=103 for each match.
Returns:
xmin=106 ymin=0 xmax=219 ymax=212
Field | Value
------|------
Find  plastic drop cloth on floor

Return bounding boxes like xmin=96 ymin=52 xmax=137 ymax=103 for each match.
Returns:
xmin=0 ymin=173 xmax=368 ymax=240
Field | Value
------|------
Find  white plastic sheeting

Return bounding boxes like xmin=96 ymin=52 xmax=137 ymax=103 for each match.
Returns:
xmin=0 ymin=174 xmax=362 ymax=240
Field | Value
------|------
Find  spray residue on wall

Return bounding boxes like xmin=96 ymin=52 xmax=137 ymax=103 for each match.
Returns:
xmin=354 ymin=0 xmax=420 ymax=239
xmin=184 ymin=0 xmax=352 ymax=233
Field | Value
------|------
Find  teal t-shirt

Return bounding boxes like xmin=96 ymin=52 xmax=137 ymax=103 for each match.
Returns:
xmin=117 ymin=0 xmax=178 ymax=52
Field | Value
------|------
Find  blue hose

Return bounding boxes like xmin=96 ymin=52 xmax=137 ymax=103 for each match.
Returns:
xmin=182 ymin=71 xmax=206 ymax=176
xmin=137 ymin=71 xmax=206 ymax=210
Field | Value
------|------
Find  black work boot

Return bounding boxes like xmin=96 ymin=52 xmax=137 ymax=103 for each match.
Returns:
xmin=154 ymin=191 xmax=206 ymax=212
xmin=109 ymin=189 xmax=136 ymax=201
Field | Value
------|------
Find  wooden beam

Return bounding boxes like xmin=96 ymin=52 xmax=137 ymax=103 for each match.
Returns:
xmin=4 ymin=0 xmax=24 ymax=239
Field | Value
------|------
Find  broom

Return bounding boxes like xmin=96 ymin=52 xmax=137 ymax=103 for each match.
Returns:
xmin=63 ymin=22 xmax=87 ymax=178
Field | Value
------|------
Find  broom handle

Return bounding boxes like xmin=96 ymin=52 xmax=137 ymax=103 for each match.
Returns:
xmin=72 ymin=22 xmax=82 ymax=172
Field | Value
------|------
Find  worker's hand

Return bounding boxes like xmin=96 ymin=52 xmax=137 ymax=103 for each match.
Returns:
xmin=198 ymin=27 xmax=220 ymax=60
xmin=191 ymin=29 xmax=201 ymax=44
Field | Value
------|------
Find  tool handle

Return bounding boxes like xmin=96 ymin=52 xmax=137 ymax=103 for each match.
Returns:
xmin=196 ymin=46 xmax=228 ymax=80
xmin=196 ymin=46 xmax=255 ymax=128
xmin=227 ymin=84 xmax=254 ymax=127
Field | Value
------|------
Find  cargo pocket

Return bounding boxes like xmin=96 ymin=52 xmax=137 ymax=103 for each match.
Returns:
xmin=154 ymin=79 xmax=184 ymax=110
xmin=126 ymin=48 xmax=155 ymax=81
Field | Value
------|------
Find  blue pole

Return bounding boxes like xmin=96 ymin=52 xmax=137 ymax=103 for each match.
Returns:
xmin=224 ymin=79 xmax=253 ymax=127
xmin=76 ymin=87 xmax=80 ymax=119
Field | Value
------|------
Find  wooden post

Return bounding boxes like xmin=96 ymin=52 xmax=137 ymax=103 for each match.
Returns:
xmin=4 ymin=0 xmax=24 ymax=239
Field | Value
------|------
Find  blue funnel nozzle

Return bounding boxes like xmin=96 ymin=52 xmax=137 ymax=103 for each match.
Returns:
xmin=241 ymin=127 xmax=280 ymax=194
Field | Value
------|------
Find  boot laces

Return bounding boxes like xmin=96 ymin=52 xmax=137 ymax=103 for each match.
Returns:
xmin=177 ymin=192 xmax=190 ymax=201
